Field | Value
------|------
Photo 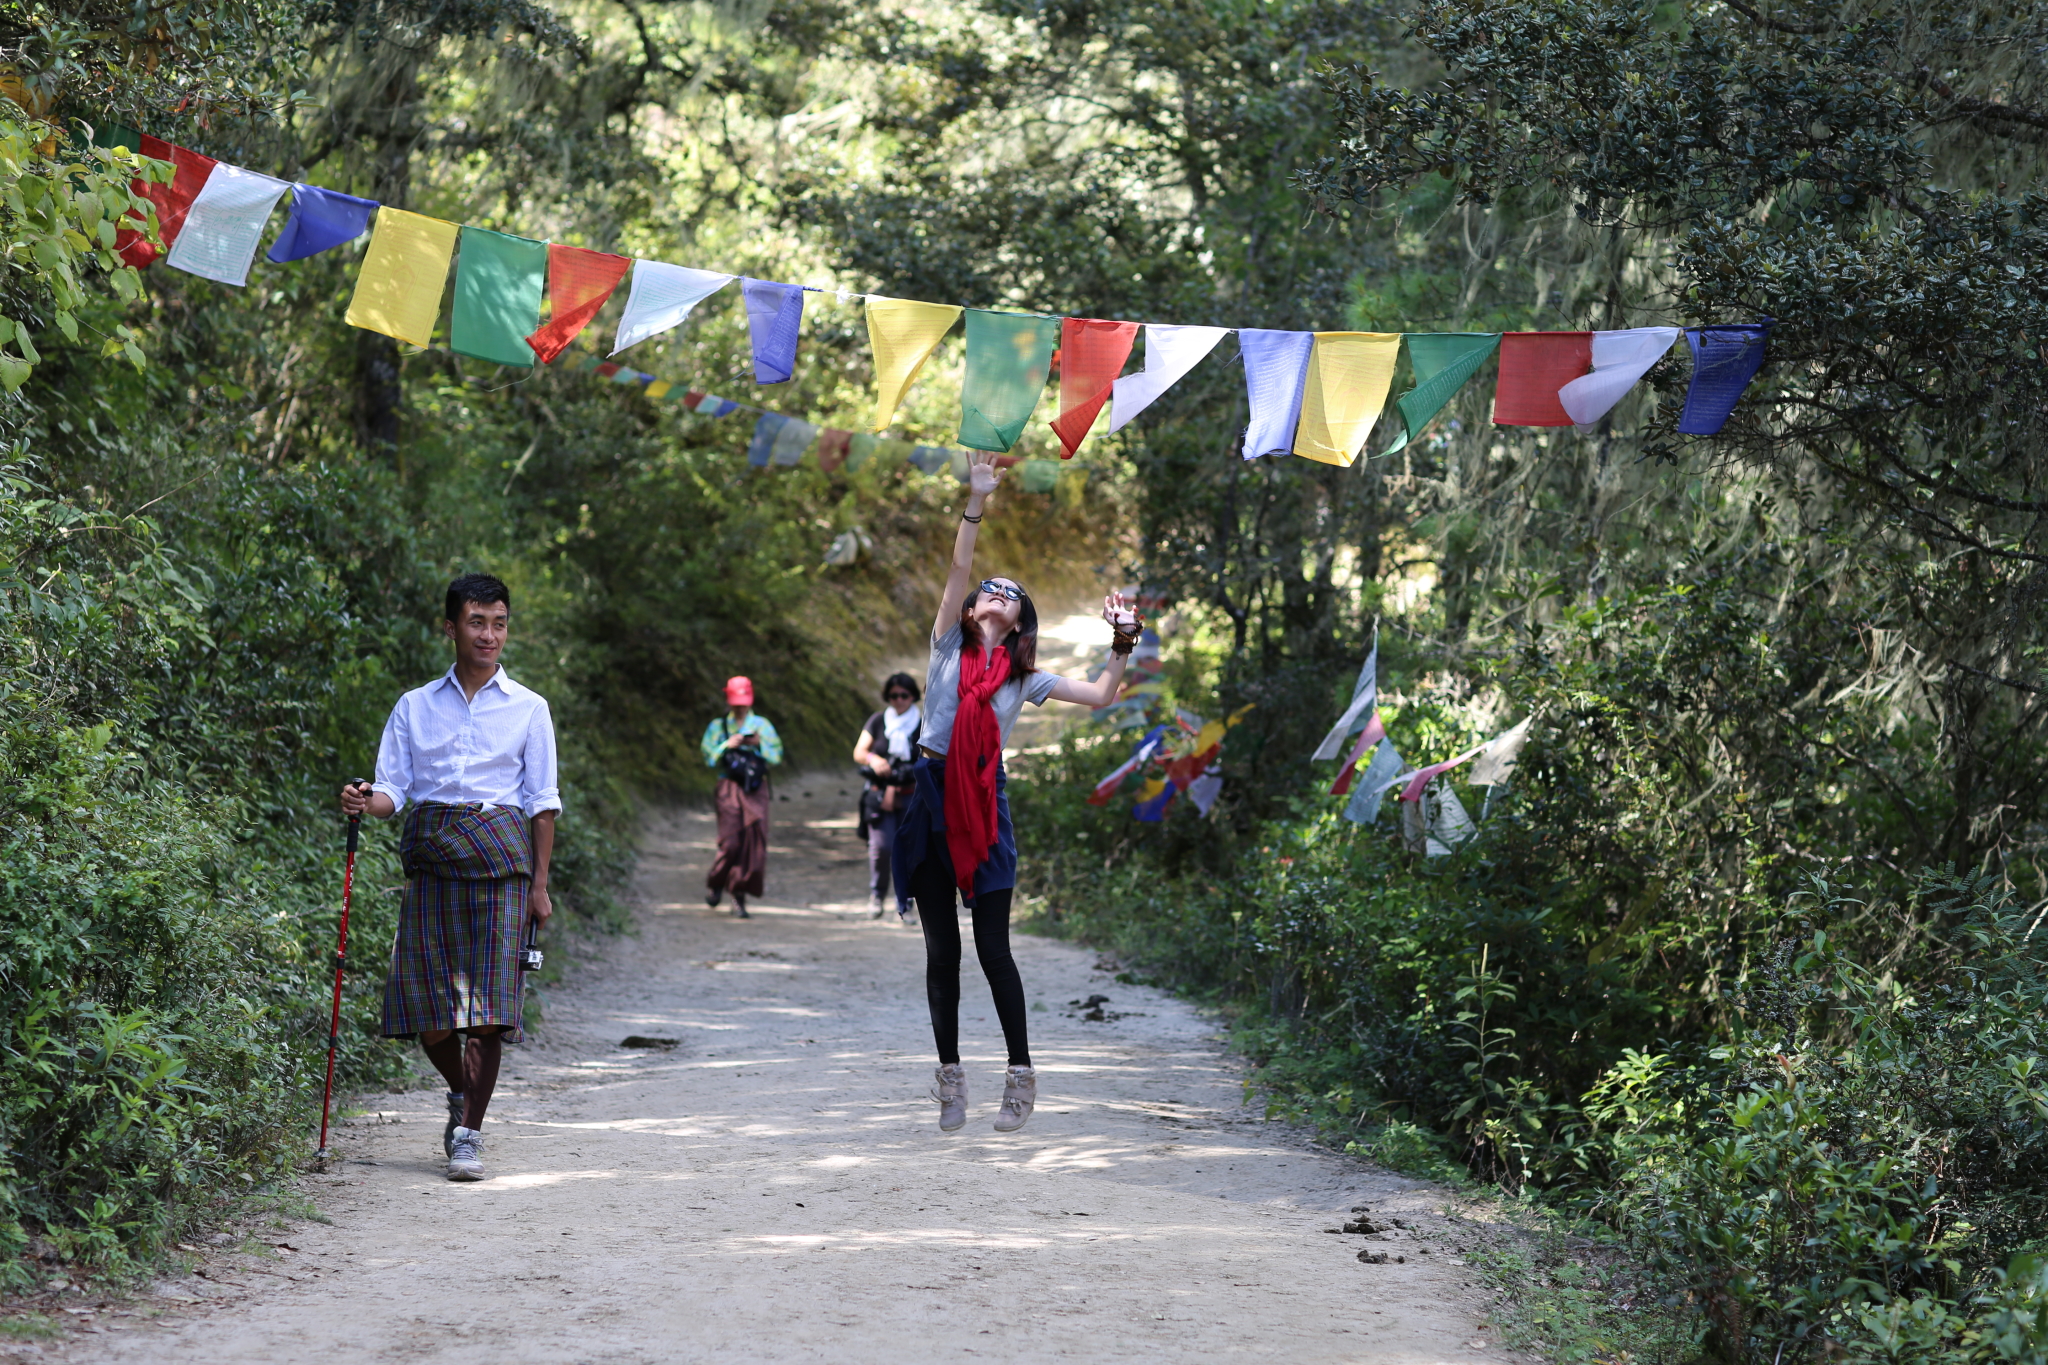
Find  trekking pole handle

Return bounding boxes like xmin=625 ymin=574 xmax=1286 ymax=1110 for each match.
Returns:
xmin=345 ymin=779 xmax=369 ymax=854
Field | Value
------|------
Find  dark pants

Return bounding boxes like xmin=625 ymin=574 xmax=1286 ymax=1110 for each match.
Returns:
xmin=908 ymin=857 xmax=1031 ymax=1068
xmin=868 ymin=809 xmax=903 ymax=908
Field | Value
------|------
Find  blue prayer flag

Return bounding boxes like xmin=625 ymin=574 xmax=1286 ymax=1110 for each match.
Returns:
xmin=1238 ymin=329 xmax=1314 ymax=459
xmin=266 ymin=184 xmax=379 ymax=263
xmin=742 ymin=278 xmax=806 ymax=384
xmin=749 ymin=412 xmax=789 ymax=468
xmin=1677 ymin=322 xmax=1772 ymax=435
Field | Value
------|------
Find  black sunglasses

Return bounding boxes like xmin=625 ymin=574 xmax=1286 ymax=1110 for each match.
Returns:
xmin=885 ymin=690 xmax=914 ymax=700
xmin=978 ymin=579 xmax=1026 ymax=602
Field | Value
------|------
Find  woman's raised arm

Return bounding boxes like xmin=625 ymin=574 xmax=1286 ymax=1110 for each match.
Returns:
xmin=933 ymin=450 xmax=1004 ymax=639
xmin=1045 ymin=592 xmax=1142 ymax=707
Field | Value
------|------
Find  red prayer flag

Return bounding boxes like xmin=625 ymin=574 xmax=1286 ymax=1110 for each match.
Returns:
xmin=1049 ymin=318 xmax=1139 ymax=457
xmin=817 ymin=428 xmax=851 ymax=473
xmin=1492 ymin=332 xmax=1592 ymax=426
xmin=115 ymin=136 xmax=218 ymax=269
xmin=682 ymin=390 xmax=706 ymax=409
xmin=527 ymin=245 xmax=632 ymax=364
xmin=596 ymin=362 xmax=621 ymax=378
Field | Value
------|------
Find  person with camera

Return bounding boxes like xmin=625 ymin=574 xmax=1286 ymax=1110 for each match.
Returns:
xmin=897 ymin=448 xmax=1141 ymax=1136
xmin=702 ymin=675 xmax=783 ymax=918
xmin=337 ymin=572 xmax=559 ymax=1183
xmin=852 ymin=673 xmax=922 ymax=924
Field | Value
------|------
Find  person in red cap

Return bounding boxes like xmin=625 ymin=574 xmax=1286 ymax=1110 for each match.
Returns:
xmin=700 ymin=676 xmax=783 ymax=917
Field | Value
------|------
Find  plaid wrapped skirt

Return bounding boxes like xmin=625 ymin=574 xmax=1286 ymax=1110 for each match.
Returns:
xmin=382 ymin=802 xmax=532 ymax=1043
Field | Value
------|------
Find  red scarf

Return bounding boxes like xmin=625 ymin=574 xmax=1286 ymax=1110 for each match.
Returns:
xmin=945 ymin=639 xmax=1013 ymax=895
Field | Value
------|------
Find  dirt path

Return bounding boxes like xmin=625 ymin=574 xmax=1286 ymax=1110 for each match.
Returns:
xmin=48 ymin=778 xmax=1526 ymax=1364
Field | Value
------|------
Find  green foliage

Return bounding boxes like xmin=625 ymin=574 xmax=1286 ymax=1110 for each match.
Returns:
xmin=1581 ymin=875 xmax=2048 ymax=1363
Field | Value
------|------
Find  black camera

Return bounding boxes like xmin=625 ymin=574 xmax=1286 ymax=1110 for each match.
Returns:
xmin=518 ymin=921 xmax=543 ymax=973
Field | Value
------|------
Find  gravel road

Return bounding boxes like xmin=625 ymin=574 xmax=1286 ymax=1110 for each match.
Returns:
xmin=42 ymin=777 xmax=1526 ymax=1364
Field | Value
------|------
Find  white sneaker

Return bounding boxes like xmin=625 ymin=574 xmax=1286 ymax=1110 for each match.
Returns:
xmin=443 ymin=1092 xmax=464 ymax=1158
xmin=447 ymin=1125 xmax=486 ymax=1180
xmin=898 ymin=906 xmax=919 ymax=928
xmin=932 ymin=1064 xmax=968 ymax=1132
xmin=993 ymin=1066 xmax=1037 ymax=1133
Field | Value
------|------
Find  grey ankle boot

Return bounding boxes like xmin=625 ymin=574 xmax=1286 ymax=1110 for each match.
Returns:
xmin=932 ymin=1063 xmax=968 ymax=1132
xmin=993 ymin=1065 xmax=1037 ymax=1133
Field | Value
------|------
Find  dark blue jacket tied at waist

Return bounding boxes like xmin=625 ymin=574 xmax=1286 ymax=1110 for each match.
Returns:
xmin=890 ymin=753 xmax=1016 ymax=906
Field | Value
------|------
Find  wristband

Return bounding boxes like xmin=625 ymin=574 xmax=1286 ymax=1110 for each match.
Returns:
xmin=962 ymin=511 xmax=983 ymax=523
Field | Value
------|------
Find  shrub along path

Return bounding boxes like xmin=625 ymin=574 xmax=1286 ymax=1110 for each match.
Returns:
xmin=47 ymin=780 xmax=1521 ymax=1363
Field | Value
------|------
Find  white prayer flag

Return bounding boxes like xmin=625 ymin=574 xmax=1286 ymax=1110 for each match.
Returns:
xmin=1312 ymin=638 xmax=1378 ymax=761
xmin=1559 ymin=327 xmax=1681 ymax=427
xmin=612 ymin=262 xmax=734 ymax=355
xmin=1426 ymin=784 xmax=1477 ymax=856
xmin=1108 ymin=325 xmax=1230 ymax=433
xmin=1468 ymin=716 xmax=1532 ymax=786
xmin=164 ymin=164 xmax=291 ymax=287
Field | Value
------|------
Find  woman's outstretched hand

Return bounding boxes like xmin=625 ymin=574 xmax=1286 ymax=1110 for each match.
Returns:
xmin=1102 ymin=590 xmax=1140 ymax=634
xmin=967 ymin=448 xmax=1003 ymax=501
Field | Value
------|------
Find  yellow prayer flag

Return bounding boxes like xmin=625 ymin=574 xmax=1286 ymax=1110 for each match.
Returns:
xmin=866 ymin=297 xmax=963 ymax=432
xmin=644 ymin=379 xmax=673 ymax=399
xmin=344 ymin=208 xmax=460 ymax=348
xmin=1293 ymin=332 xmax=1402 ymax=467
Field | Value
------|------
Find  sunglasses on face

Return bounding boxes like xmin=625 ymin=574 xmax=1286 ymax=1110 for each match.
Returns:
xmin=885 ymin=691 xmax=914 ymax=701
xmin=978 ymin=579 xmax=1026 ymax=602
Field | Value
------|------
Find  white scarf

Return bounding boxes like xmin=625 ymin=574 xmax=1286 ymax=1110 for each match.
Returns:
xmin=882 ymin=703 xmax=922 ymax=761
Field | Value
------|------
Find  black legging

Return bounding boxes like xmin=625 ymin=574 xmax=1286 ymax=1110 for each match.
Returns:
xmin=909 ymin=857 xmax=1031 ymax=1067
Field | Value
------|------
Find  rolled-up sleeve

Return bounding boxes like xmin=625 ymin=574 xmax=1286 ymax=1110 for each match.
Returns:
xmin=521 ymin=700 xmax=564 ymax=816
xmin=371 ymin=699 xmax=412 ymax=813
xmin=756 ymin=717 xmax=785 ymax=766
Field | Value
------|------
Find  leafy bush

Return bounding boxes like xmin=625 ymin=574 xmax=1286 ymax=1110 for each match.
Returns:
xmin=1582 ymin=874 xmax=2048 ymax=1364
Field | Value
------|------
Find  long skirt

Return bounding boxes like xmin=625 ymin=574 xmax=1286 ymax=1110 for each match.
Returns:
xmin=708 ymin=776 xmax=771 ymax=898
xmin=382 ymin=803 xmax=532 ymax=1043
xmin=890 ymin=755 xmax=1016 ymax=905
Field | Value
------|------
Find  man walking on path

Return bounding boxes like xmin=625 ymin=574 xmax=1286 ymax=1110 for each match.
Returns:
xmin=338 ymin=572 xmax=560 ymax=1182
xmin=702 ymin=676 xmax=782 ymax=918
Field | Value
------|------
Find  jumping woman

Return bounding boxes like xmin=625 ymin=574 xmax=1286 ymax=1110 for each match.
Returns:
xmin=895 ymin=447 xmax=1141 ymax=1134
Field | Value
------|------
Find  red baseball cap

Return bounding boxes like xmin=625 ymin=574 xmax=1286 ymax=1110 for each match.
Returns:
xmin=724 ymin=676 xmax=755 ymax=706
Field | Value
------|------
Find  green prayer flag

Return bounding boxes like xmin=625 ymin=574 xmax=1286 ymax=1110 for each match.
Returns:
xmin=452 ymin=226 xmax=547 ymax=367
xmin=1020 ymin=458 xmax=1061 ymax=495
xmin=958 ymin=310 xmax=1060 ymax=452
xmin=1382 ymin=333 xmax=1501 ymax=457
xmin=846 ymin=432 xmax=879 ymax=470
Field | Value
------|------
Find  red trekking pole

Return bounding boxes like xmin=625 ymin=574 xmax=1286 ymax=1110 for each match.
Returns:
xmin=316 ymin=780 xmax=369 ymax=1166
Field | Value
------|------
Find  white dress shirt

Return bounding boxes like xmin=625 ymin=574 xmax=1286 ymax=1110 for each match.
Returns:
xmin=371 ymin=666 xmax=562 ymax=817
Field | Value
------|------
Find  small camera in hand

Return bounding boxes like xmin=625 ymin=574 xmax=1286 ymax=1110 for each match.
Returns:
xmin=518 ymin=922 xmax=543 ymax=973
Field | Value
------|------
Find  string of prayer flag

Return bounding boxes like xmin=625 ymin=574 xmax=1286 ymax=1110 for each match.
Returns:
xmin=1559 ymin=327 xmax=1681 ymax=427
xmin=1109 ymin=325 xmax=1229 ymax=434
xmin=164 ymin=165 xmax=291 ymax=286
xmin=267 ymin=184 xmax=378 ymax=263
xmin=1382 ymin=333 xmax=1499 ymax=457
xmin=1294 ymin=332 xmax=1401 ymax=467
xmin=866 ymin=298 xmax=962 ymax=432
xmin=1678 ymin=323 xmax=1773 ymax=434
xmin=451 ymin=226 xmax=547 ymax=367
xmin=528 ymin=245 xmax=632 ymax=364
xmin=344 ymin=209 xmax=460 ymax=349
xmin=1493 ymin=332 xmax=1593 ymax=426
xmin=1050 ymin=318 xmax=1139 ymax=457
xmin=1343 ymin=738 xmax=1407 ymax=823
xmin=1467 ymin=717 xmax=1532 ymax=786
xmin=959 ymin=310 xmax=1061 ymax=452
xmin=743 ymin=278 xmax=806 ymax=384
xmin=1239 ymin=329 xmax=1313 ymax=458
xmin=613 ymin=262 xmax=733 ymax=355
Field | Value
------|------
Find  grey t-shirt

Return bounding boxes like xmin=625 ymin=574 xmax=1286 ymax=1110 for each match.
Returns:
xmin=920 ymin=624 xmax=1059 ymax=755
